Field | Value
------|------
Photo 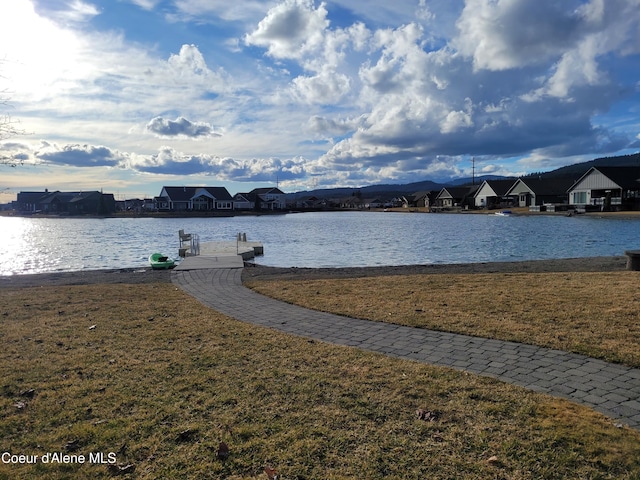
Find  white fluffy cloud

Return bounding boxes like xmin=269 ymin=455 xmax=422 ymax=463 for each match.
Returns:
xmin=129 ymin=146 xmax=308 ymax=181
xmin=244 ymin=0 xmax=329 ymax=59
xmin=35 ymin=142 xmax=126 ymax=167
xmin=145 ymin=116 xmax=220 ymax=138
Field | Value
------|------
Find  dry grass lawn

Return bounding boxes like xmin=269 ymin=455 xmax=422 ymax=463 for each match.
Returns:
xmin=247 ymin=271 xmax=640 ymax=367
xmin=1 ymin=283 xmax=640 ymax=479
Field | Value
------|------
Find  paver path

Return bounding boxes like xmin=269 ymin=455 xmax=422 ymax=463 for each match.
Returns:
xmin=172 ymin=267 xmax=640 ymax=430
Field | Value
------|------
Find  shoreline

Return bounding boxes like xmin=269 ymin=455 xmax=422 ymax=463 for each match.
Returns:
xmin=0 ymin=256 xmax=628 ymax=288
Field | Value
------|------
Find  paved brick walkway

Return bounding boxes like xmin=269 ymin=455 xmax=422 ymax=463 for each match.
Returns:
xmin=172 ymin=267 xmax=640 ymax=430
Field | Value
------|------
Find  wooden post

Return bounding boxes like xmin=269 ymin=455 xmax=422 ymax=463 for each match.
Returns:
xmin=624 ymin=250 xmax=640 ymax=271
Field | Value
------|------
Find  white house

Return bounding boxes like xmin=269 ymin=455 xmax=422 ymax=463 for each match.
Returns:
xmin=506 ymin=178 xmax=573 ymax=207
xmin=473 ymin=179 xmax=517 ymax=208
xmin=156 ymin=186 xmax=234 ymax=211
xmin=567 ymin=166 xmax=640 ymax=210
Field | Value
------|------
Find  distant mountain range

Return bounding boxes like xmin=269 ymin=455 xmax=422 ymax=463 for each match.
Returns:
xmin=287 ymin=153 xmax=640 ymax=200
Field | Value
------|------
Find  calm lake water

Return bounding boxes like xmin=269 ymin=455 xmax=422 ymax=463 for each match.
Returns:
xmin=1 ymin=212 xmax=639 ymax=275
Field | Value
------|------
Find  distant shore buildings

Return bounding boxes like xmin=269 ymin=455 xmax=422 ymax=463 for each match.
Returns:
xmin=8 ymin=166 xmax=640 ymax=215
xmin=14 ymin=189 xmax=116 ymax=215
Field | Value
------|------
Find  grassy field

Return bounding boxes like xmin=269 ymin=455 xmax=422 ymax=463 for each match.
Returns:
xmin=1 ymin=282 xmax=640 ymax=479
xmin=247 ymin=271 xmax=640 ymax=368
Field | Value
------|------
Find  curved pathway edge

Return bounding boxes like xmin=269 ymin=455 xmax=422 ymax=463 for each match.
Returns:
xmin=172 ymin=267 xmax=640 ymax=430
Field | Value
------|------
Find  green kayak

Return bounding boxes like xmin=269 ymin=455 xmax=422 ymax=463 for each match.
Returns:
xmin=149 ymin=252 xmax=175 ymax=269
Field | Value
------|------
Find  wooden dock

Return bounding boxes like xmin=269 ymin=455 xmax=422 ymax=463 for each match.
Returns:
xmin=174 ymin=232 xmax=263 ymax=270
xmin=198 ymin=240 xmax=264 ymax=260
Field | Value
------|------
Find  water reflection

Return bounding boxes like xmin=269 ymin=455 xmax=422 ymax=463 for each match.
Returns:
xmin=1 ymin=212 xmax=639 ymax=275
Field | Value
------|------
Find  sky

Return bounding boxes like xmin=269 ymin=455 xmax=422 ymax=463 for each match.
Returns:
xmin=1 ymin=0 xmax=639 ymax=202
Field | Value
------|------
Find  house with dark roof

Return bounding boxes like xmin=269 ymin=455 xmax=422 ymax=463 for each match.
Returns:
xmin=235 ymin=187 xmax=286 ymax=211
xmin=410 ymin=191 xmax=434 ymax=208
xmin=434 ymin=186 xmax=478 ymax=210
xmin=15 ymin=190 xmax=116 ymax=214
xmin=156 ymin=186 xmax=234 ymax=211
xmin=473 ymin=179 xmax=517 ymax=209
xmin=567 ymin=166 xmax=640 ymax=211
xmin=232 ymin=193 xmax=252 ymax=210
xmin=505 ymin=177 xmax=574 ymax=207
xmin=288 ymin=195 xmax=328 ymax=210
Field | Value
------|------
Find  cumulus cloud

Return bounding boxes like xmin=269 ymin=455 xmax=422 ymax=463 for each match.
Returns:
xmin=291 ymin=70 xmax=350 ymax=104
xmin=145 ymin=116 xmax=219 ymax=138
xmin=455 ymin=0 xmax=640 ymax=100
xmin=35 ymin=143 xmax=124 ymax=167
xmin=307 ymin=115 xmax=365 ymax=137
xmin=455 ymin=0 xmax=582 ymax=71
xmin=129 ymin=146 xmax=308 ymax=181
xmin=244 ymin=0 xmax=329 ymax=59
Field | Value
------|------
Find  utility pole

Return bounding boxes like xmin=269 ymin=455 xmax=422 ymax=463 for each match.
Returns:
xmin=472 ymin=157 xmax=475 ymax=185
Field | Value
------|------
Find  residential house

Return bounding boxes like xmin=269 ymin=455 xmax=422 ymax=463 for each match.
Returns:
xmin=338 ymin=196 xmax=364 ymax=209
xmin=15 ymin=191 xmax=48 ymax=212
xmin=288 ymin=195 xmax=328 ymax=210
xmin=506 ymin=177 xmax=573 ymax=207
xmin=233 ymin=193 xmax=252 ymax=210
xmin=434 ymin=186 xmax=478 ymax=209
xmin=156 ymin=186 xmax=234 ymax=211
xmin=473 ymin=179 xmax=517 ymax=209
xmin=567 ymin=166 xmax=640 ymax=211
xmin=411 ymin=191 xmax=433 ymax=208
xmin=251 ymin=187 xmax=287 ymax=210
xmin=15 ymin=190 xmax=116 ymax=214
xmin=234 ymin=187 xmax=287 ymax=211
xmin=363 ymin=198 xmax=384 ymax=209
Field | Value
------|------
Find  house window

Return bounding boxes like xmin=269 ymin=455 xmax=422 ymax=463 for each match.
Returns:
xmin=217 ymin=201 xmax=232 ymax=209
xmin=193 ymin=196 xmax=211 ymax=210
xmin=572 ymin=191 xmax=587 ymax=204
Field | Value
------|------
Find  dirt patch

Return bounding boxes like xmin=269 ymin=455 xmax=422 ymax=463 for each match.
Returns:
xmin=1 ymin=257 xmax=627 ymax=288
xmin=0 ymin=267 xmax=172 ymax=288
xmin=242 ymin=256 xmax=627 ymax=283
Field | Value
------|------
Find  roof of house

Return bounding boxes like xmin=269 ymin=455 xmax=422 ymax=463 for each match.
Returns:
xmin=569 ymin=166 xmax=640 ymax=191
xmin=508 ymin=177 xmax=574 ymax=196
xmin=479 ymin=179 xmax=517 ymax=196
xmin=437 ymin=186 xmax=478 ymax=199
xmin=250 ymin=187 xmax=285 ymax=195
xmin=240 ymin=187 xmax=285 ymax=202
xmin=16 ymin=191 xmax=51 ymax=203
xmin=161 ymin=186 xmax=233 ymax=201
xmin=37 ymin=191 xmax=101 ymax=204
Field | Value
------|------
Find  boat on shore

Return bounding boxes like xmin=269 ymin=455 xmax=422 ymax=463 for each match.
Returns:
xmin=494 ymin=210 xmax=513 ymax=216
xmin=149 ymin=252 xmax=176 ymax=269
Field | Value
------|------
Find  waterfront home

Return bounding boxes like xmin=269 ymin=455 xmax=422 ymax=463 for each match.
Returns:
xmin=506 ymin=177 xmax=573 ymax=208
xmin=15 ymin=190 xmax=116 ymax=214
xmin=234 ymin=187 xmax=287 ymax=211
xmin=434 ymin=186 xmax=478 ymax=210
xmin=410 ymin=191 xmax=433 ymax=208
xmin=567 ymin=166 xmax=640 ymax=211
xmin=338 ymin=196 xmax=364 ymax=209
xmin=288 ymin=195 xmax=328 ymax=210
xmin=156 ymin=186 xmax=234 ymax=211
xmin=364 ymin=198 xmax=384 ymax=209
xmin=232 ymin=193 xmax=252 ymax=210
xmin=473 ymin=180 xmax=517 ymax=209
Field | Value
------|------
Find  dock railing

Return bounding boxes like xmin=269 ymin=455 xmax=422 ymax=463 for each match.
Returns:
xmin=178 ymin=230 xmax=200 ymax=257
xmin=190 ymin=233 xmax=200 ymax=256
